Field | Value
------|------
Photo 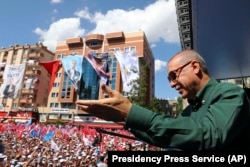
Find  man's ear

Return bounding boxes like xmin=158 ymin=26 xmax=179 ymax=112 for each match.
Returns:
xmin=192 ymin=61 xmax=200 ymax=74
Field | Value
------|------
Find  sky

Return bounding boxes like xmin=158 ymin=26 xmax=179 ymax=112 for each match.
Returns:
xmin=0 ymin=0 xmax=181 ymax=100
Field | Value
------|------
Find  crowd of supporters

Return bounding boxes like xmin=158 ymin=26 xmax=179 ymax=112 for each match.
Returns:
xmin=0 ymin=122 xmax=160 ymax=167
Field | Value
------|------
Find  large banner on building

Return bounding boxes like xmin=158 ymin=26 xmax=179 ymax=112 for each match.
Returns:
xmin=115 ymin=50 xmax=139 ymax=92
xmin=0 ymin=64 xmax=25 ymax=99
xmin=62 ymin=55 xmax=83 ymax=90
xmin=85 ymin=52 xmax=110 ymax=85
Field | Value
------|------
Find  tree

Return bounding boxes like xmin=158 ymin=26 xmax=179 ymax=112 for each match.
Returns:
xmin=127 ymin=63 xmax=162 ymax=112
xmin=176 ymin=97 xmax=183 ymax=114
xmin=127 ymin=64 xmax=148 ymax=107
xmin=148 ymin=97 xmax=163 ymax=113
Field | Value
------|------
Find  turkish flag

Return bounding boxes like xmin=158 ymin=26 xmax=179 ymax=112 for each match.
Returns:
xmin=39 ymin=60 xmax=61 ymax=92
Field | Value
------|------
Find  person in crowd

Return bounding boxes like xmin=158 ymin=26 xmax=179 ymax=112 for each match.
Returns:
xmin=76 ymin=49 xmax=250 ymax=151
xmin=97 ymin=155 xmax=107 ymax=167
xmin=0 ymin=122 xmax=155 ymax=166
xmin=0 ymin=139 xmax=5 ymax=154
xmin=124 ymin=142 xmax=132 ymax=151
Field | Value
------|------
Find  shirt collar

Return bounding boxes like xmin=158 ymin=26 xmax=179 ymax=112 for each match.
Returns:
xmin=188 ymin=78 xmax=218 ymax=110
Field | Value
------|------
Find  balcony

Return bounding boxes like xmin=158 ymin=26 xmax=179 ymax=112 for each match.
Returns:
xmin=85 ymin=34 xmax=104 ymax=42
xmin=178 ymin=9 xmax=189 ymax=17
xmin=181 ymin=25 xmax=190 ymax=33
xmin=183 ymin=36 xmax=191 ymax=42
xmin=19 ymin=98 xmax=28 ymax=103
xmin=21 ymin=89 xmax=37 ymax=94
xmin=2 ymin=57 xmax=7 ymax=61
xmin=19 ymin=98 xmax=35 ymax=104
xmin=27 ymin=61 xmax=39 ymax=67
xmin=179 ymin=16 xmax=190 ymax=25
xmin=106 ymin=31 xmax=124 ymax=40
xmin=66 ymin=37 xmax=83 ymax=44
xmin=29 ymin=52 xmax=40 ymax=59
xmin=22 ymin=54 xmax=28 ymax=59
xmin=176 ymin=0 xmax=189 ymax=8
xmin=25 ymin=69 xmax=41 ymax=76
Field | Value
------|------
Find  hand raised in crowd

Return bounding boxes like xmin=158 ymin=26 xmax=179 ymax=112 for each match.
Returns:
xmin=76 ymin=84 xmax=132 ymax=123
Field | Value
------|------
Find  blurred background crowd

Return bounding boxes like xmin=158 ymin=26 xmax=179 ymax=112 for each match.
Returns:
xmin=0 ymin=122 xmax=160 ymax=167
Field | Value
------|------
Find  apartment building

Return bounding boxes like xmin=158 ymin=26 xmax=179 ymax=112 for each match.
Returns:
xmin=0 ymin=43 xmax=55 ymax=122
xmin=158 ymin=99 xmax=177 ymax=117
xmin=39 ymin=31 xmax=155 ymax=125
xmin=175 ymin=0 xmax=192 ymax=50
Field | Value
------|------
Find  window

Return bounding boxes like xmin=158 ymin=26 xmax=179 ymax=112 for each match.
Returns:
xmin=109 ymin=48 xmax=120 ymax=52
xmin=60 ymin=73 xmax=72 ymax=99
xmin=12 ymin=103 xmax=17 ymax=108
xmin=124 ymin=46 xmax=136 ymax=52
xmin=21 ymin=59 xmax=27 ymax=64
xmin=235 ymin=79 xmax=243 ymax=85
xmin=57 ymin=73 xmax=62 ymax=77
xmin=48 ymin=114 xmax=58 ymax=119
xmin=51 ymin=92 xmax=58 ymax=97
xmin=53 ymin=83 xmax=60 ymax=87
xmin=50 ymin=103 xmax=54 ymax=107
xmin=111 ymin=56 xmax=117 ymax=90
xmin=66 ymin=92 xmax=70 ymax=98
xmin=50 ymin=103 xmax=59 ymax=108
xmin=13 ymin=50 xmax=18 ymax=55
xmin=61 ymin=114 xmax=70 ymax=120
xmin=3 ymin=52 xmax=8 ymax=57
xmin=23 ymin=49 xmax=29 ymax=54
xmin=61 ymin=103 xmax=72 ymax=108
xmin=71 ymin=52 xmax=79 ymax=55
xmin=57 ymin=54 xmax=65 ymax=59
xmin=89 ymin=41 xmax=98 ymax=47
xmin=89 ymin=50 xmax=98 ymax=54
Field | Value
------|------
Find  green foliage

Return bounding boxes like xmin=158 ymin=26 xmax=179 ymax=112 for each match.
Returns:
xmin=55 ymin=119 xmax=65 ymax=125
xmin=127 ymin=64 xmax=148 ymax=107
xmin=176 ymin=97 xmax=183 ymax=114
xmin=148 ymin=97 xmax=163 ymax=113
xmin=127 ymin=63 xmax=163 ymax=113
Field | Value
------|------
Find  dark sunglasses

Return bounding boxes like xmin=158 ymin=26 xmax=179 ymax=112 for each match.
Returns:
xmin=167 ymin=61 xmax=192 ymax=83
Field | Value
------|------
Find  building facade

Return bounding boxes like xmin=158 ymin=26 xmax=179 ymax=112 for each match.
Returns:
xmin=0 ymin=43 xmax=55 ymax=122
xmin=175 ymin=0 xmax=192 ymax=50
xmin=38 ymin=31 xmax=155 ymax=125
xmin=158 ymin=99 xmax=177 ymax=117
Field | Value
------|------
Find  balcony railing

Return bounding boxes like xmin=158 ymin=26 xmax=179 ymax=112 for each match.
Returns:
xmin=29 ymin=52 xmax=40 ymax=59
xmin=27 ymin=62 xmax=39 ymax=67
xmin=21 ymin=89 xmax=38 ymax=94
xmin=25 ymin=69 xmax=41 ymax=76
xmin=19 ymin=98 xmax=35 ymax=104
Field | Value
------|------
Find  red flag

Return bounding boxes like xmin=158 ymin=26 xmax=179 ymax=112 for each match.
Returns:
xmin=39 ymin=60 xmax=61 ymax=92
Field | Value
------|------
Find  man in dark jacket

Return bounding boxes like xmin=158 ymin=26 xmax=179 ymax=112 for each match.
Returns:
xmin=3 ymin=77 xmax=16 ymax=98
